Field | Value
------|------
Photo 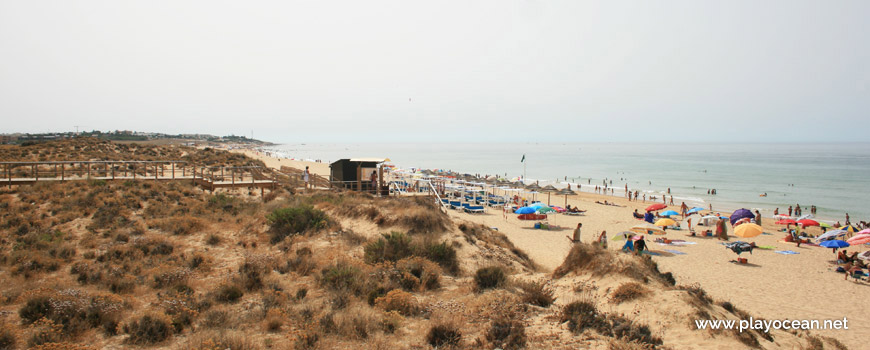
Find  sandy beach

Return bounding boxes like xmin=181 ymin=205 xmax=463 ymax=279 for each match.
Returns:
xmin=242 ymin=149 xmax=868 ymax=349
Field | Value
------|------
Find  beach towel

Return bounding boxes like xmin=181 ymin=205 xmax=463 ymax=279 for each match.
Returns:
xmin=663 ymin=249 xmax=687 ymax=255
xmin=670 ymin=241 xmax=697 ymax=245
xmin=756 ymin=245 xmax=776 ymax=250
xmin=775 ymin=250 xmax=800 ymax=255
xmin=642 ymin=251 xmax=661 ymax=256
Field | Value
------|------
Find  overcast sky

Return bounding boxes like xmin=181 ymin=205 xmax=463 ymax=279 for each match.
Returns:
xmin=1 ymin=1 xmax=868 ymax=143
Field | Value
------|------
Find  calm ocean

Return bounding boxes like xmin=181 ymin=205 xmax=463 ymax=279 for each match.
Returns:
xmin=265 ymin=143 xmax=870 ymax=223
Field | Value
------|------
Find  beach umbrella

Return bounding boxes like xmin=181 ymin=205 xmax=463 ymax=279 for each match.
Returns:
xmin=660 ymin=210 xmax=679 ymax=217
xmin=612 ymin=231 xmax=634 ymax=240
xmin=529 ymin=202 xmax=547 ymax=208
xmin=646 ymin=203 xmax=667 ymax=211
xmin=654 ymin=218 xmax=676 ymax=227
xmin=819 ymin=240 xmax=850 ymax=250
xmin=525 ymin=183 xmax=541 ymax=191
xmin=733 ymin=223 xmax=763 ymax=238
xmin=859 ymin=229 xmax=870 ymax=235
xmin=816 ymin=229 xmax=848 ymax=242
xmin=515 ymin=207 xmax=537 ymax=215
xmin=557 ymin=188 xmax=577 ymax=207
xmin=846 ymin=234 xmax=870 ymax=245
xmin=541 ymin=185 xmax=558 ymax=205
xmin=630 ymin=224 xmax=666 ymax=235
xmin=775 ymin=219 xmax=797 ymax=225
xmin=687 ymin=207 xmax=705 ymax=214
xmin=797 ymin=219 xmax=819 ymax=227
xmin=819 ymin=222 xmax=832 ymax=229
xmin=536 ymin=206 xmax=556 ymax=214
xmin=730 ymin=208 xmax=755 ymax=226
xmin=858 ymin=251 xmax=870 ymax=262
xmin=839 ymin=225 xmax=859 ymax=233
xmin=551 ymin=206 xmax=567 ymax=213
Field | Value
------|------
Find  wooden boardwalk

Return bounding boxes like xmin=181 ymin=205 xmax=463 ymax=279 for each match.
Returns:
xmin=1 ymin=160 xmax=278 ymax=192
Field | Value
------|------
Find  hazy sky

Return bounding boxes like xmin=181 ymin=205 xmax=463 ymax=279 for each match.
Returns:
xmin=1 ymin=1 xmax=868 ymax=143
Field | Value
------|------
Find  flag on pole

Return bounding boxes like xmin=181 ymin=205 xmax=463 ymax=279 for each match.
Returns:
xmin=521 ymin=154 xmax=525 ymax=163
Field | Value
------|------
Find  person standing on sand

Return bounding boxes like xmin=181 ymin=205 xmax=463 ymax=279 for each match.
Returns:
xmin=680 ymin=202 xmax=688 ymax=217
xmin=303 ymin=166 xmax=310 ymax=190
xmin=669 ymin=195 xmax=674 ymax=206
xmin=846 ymin=213 xmax=850 ymax=225
xmin=788 ymin=206 xmax=793 ymax=217
xmin=716 ymin=218 xmax=728 ymax=241
xmin=642 ymin=194 xmax=646 ymax=202
xmin=598 ymin=231 xmax=608 ymax=249
xmin=774 ymin=208 xmax=779 ymax=216
xmin=572 ymin=223 xmax=582 ymax=244
xmin=755 ymin=210 xmax=762 ymax=226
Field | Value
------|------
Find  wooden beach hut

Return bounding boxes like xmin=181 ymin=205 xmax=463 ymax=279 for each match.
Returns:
xmin=330 ymin=158 xmax=389 ymax=195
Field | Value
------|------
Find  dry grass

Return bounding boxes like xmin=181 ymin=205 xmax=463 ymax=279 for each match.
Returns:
xmin=553 ymin=243 xmax=676 ymax=287
xmin=610 ymin=282 xmax=650 ymax=304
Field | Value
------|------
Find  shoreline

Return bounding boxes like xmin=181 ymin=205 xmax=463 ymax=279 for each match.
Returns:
xmin=248 ymin=144 xmax=852 ymax=224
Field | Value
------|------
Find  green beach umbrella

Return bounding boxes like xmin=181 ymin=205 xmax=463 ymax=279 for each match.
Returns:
xmin=536 ymin=206 xmax=556 ymax=214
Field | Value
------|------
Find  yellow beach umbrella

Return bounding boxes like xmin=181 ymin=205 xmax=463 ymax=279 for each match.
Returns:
xmin=734 ymin=223 xmax=763 ymax=238
xmin=630 ymin=224 xmax=666 ymax=235
xmin=654 ymin=218 xmax=676 ymax=227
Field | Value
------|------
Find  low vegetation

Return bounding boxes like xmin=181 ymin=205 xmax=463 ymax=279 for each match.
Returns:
xmin=0 ymin=139 xmax=834 ymax=349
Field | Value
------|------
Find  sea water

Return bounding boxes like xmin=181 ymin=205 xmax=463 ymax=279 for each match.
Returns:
xmin=265 ymin=143 xmax=870 ymax=223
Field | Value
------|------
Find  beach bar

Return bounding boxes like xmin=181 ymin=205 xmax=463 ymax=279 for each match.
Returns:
xmin=330 ymin=158 xmax=388 ymax=195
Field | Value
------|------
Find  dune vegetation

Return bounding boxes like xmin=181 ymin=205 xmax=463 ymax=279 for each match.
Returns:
xmin=0 ymin=139 xmax=849 ymax=349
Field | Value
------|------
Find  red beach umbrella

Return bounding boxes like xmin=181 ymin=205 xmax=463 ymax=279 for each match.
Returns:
xmin=775 ymin=219 xmax=797 ymax=225
xmin=645 ymin=203 xmax=667 ymax=212
xmin=797 ymin=219 xmax=819 ymax=227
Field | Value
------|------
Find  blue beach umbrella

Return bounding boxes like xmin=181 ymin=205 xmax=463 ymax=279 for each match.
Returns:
xmin=660 ymin=210 xmax=679 ymax=217
xmin=530 ymin=202 xmax=547 ymax=209
xmin=515 ymin=207 xmax=537 ymax=214
xmin=819 ymin=240 xmax=850 ymax=249
xmin=687 ymin=207 xmax=705 ymax=214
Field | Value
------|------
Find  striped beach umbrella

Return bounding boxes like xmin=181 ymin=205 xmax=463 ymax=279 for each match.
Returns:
xmin=846 ymin=234 xmax=870 ymax=245
xmin=839 ymin=225 xmax=859 ymax=233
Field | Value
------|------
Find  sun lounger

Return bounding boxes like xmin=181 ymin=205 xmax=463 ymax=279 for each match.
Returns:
xmin=564 ymin=211 xmax=585 ymax=216
xmin=449 ymin=201 xmax=462 ymax=209
xmin=462 ymin=203 xmax=485 ymax=214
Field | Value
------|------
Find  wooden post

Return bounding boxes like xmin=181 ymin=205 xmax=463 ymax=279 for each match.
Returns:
xmin=378 ymin=165 xmax=384 ymax=196
xmin=221 ymin=167 xmax=224 ymax=180
xmin=133 ymin=163 xmax=136 ymax=179
xmin=34 ymin=164 xmax=38 ymax=181
xmin=171 ymin=163 xmax=175 ymax=179
xmin=86 ymin=163 xmax=90 ymax=179
xmin=112 ymin=163 xmax=115 ymax=180
xmin=357 ymin=164 xmax=362 ymax=192
xmin=61 ymin=163 xmax=64 ymax=181
xmin=231 ymin=168 xmax=235 ymax=190
xmin=154 ymin=164 xmax=158 ymax=180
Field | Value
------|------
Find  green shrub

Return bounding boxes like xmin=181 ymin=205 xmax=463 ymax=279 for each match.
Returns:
xmin=420 ymin=240 xmax=459 ymax=275
xmin=475 ymin=266 xmax=506 ymax=291
xmin=266 ymin=205 xmax=329 ymax=243
xmin=364 ymin=232 xmax=413 ymax=263
xmin=319 ymin=262 xmax=362 ymax=294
